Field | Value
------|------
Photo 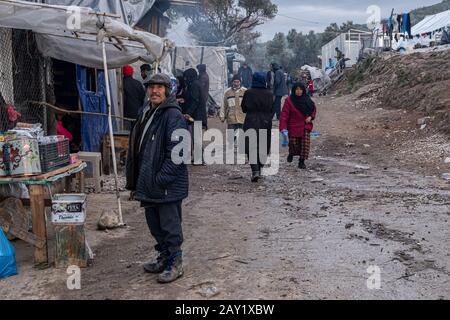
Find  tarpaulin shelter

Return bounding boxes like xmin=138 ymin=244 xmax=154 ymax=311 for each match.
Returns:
xmin=0 ymin=0 xmax=174 ymax=224
xmin=300 ymin=65 xmax=331 ymax=93
xmin=0 ymin=0 xmax=173 ymax=69
xmin=172 ymin=46 xmax=228 ymax=107
xmin=411 ymin=9 xmax=450 ymax=36
xmin=40 ymin=0 xmax=156 ymax=26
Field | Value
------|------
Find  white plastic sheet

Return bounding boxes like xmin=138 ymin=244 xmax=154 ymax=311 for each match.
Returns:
xmin=412 ymin=10 xmax=450 ymax=36
xmin=173 ymin=46 xmax=228 ymax=107
xmin=0 ymin=0 xmax=172 ymax=69
xmin=41 ymin=0 xmax=156 ymax=26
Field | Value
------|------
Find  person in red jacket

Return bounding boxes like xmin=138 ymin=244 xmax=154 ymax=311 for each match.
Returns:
xmin=307 ymin=79 xmax=315 ymax=97
xmin=280 ymin=82 xmax=317 ymax=169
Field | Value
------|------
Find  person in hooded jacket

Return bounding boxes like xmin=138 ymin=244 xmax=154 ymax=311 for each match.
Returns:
xmin=280 ymin=82 xmax=317 ymax=169
xmin=241 ymin=72 xmax=274 ymax=182
xmin=183 ymin=68 xmax=206 ymax=129
xmin=126 ymin=73 xmax=188 ymax=284
xmin=183 ymin=68 xmax=206 ymax=164
xmin=196 ymin=64 xmax=210 ymax=122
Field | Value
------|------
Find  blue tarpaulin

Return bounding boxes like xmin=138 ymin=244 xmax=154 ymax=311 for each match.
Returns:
xmin=76 ymin=65 xmax=116 ymax=153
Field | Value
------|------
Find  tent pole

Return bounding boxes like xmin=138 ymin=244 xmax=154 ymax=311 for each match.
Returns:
xmin=102 ymin=40 xmax=124 ymax=226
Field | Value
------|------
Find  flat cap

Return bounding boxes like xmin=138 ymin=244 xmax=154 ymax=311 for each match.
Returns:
xmin=144 ymin=73 xmax=172 ymax=88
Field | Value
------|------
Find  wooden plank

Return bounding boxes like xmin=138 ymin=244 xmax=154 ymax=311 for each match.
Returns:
xmin=29 ymin=185 xmax=48 ymax=267
xmin=75 ymin=171 xmax=85 ymax=193
xmin=54 ymin=224 xmax=87 ymax=269
xmin=0 ymin=161 xmax=84 ymax=183
xmin=38 ymin=161 xmax=83 ymax=180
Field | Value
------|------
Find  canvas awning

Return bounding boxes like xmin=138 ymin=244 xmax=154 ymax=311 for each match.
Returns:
xmin=39 ymin=0 xmax=156 ymax=26
xmin=411 ymin=9 xmax=450 ymax=36
xmin=0 ymin=0 xmax=173 ymax=69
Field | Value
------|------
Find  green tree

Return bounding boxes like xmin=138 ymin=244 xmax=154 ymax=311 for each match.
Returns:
xmin=182 ymin=0 xmax=278 ymax=48
xmin=265 ymin=32 xmax=293 ymax=71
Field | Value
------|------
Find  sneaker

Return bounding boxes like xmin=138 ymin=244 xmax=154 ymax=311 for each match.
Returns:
xmin=287 ymin=155 xmax=294 ymax=163
xmin=157 ymin=254 xmax=184 ymax=283
xmin=143 ymin=251 xmax=169 ymax=274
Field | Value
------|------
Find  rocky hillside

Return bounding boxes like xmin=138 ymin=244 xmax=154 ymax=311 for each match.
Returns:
xmin=336 ymin=48 xmax=450 ymax=133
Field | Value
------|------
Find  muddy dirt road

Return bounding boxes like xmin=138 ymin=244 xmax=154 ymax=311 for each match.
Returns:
xmin=1 ymin=94 xmax=449 ymax=300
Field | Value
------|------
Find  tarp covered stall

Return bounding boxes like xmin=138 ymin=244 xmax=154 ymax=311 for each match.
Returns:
xmin=172 ymin=46 xmax=228 ymax=108
xmin=411 ymin=9 xmax=450 ymax=36
xmin=0 ymin=0 xmax=173 ymax=69
xmin=300 ymin=65 xmax=331 ymax=93
xmin=30 ymin=0 xmax=156 ymax=27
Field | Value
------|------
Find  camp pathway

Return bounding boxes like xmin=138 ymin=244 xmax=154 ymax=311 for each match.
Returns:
xmin=1 ymin=95 xmax=449 ymax=299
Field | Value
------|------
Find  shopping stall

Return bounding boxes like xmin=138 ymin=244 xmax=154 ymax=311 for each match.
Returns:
xmin=0 ymin=0 xmax=174 ymax=272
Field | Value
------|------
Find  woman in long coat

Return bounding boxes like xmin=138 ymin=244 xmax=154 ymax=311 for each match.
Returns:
xmin=280 ymin=82 xmax=317 ymax=169
xmin=241 ymin=72 xmax=274 ymax=182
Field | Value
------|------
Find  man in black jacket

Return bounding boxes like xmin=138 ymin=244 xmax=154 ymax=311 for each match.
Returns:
xmin=126 ymin=73 xmax=189 ymax=284
xmin=183 ymin=68 xmax=206 ymax=164
xmin=241 ymin=72 xmax=274 ymax=182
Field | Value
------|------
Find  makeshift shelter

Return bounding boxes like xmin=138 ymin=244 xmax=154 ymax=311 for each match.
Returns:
xmin=0 ymin=0 xmax=175 ymax=224
xmin=172 ymin=46 xmax=228 ymax=108
xmin=411 ymin=9 xmax=450 ymax=36
xmin=27 ymin=0 xmax=156 ymax=27
xmin=0 ymin=0 xmax=172 ymax=69
xmin=299 ymin=65 xmax=331 ymax=93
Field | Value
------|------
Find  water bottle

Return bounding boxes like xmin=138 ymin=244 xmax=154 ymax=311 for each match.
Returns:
xmin=281 ymin=129 xmax=289 ymax=147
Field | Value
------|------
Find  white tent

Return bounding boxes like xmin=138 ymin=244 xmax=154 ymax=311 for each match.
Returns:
xmin=411 ymin=9 xmax=450 ymax=36
xmin=172 ymin=46 xmax=228 ymax=106
xmin=0 ymin=0 xmax=173 ymax=69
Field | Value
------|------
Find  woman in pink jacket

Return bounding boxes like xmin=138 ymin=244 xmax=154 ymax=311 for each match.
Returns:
xmin=280 ymin=82 xmax=317 ymax=169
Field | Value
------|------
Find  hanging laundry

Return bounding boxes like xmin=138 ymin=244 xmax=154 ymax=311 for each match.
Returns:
xmin=404 ymin=13 xmax=412 ymax=38
xmin=397 ymin=14 xmax=403 ymax=33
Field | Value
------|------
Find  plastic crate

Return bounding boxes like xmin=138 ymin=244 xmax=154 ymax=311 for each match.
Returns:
xmin=39 ymin=138 xmax=70 ymax=172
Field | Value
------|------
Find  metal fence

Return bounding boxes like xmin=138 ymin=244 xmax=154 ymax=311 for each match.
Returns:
xmin=0 ymin=28 xmax=50 ymax=133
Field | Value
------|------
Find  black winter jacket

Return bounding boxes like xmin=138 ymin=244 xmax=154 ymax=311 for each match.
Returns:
xmin=123 ymin=76 xmax=146 ymax=119
xmin=241 ymin=88 xmax=274 ymax=131
xmin=126 ymin=95 xmax=189 ymax=204
xmin=184 ymin=79 xmax=207 ymax=129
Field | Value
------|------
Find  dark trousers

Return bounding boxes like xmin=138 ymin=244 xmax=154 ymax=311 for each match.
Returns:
xmin=144 ymin=202 xmax=183 ymax=256
xmin=273 ymin=96 xmax=282 ymax=120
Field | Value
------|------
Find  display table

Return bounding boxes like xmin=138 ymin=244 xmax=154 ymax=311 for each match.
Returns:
xmin=0 ymin=161 xmax=86 ymax=268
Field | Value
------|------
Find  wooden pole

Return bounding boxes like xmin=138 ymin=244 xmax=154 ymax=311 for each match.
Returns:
xmin=29 ymin=184 xmax=48 ymax=267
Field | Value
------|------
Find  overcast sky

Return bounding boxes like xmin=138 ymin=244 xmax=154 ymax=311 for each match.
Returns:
xmin=257 ymin=0 xmax=442 ymax=41
xmin=168 ymin=0 xmax=442 ymax=44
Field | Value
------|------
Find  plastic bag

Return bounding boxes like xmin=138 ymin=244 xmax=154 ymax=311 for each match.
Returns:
xmin=281 ymin=130 xmax=289 ymax=147
xmin=0 ymin=228 xmax=18 ymax=279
